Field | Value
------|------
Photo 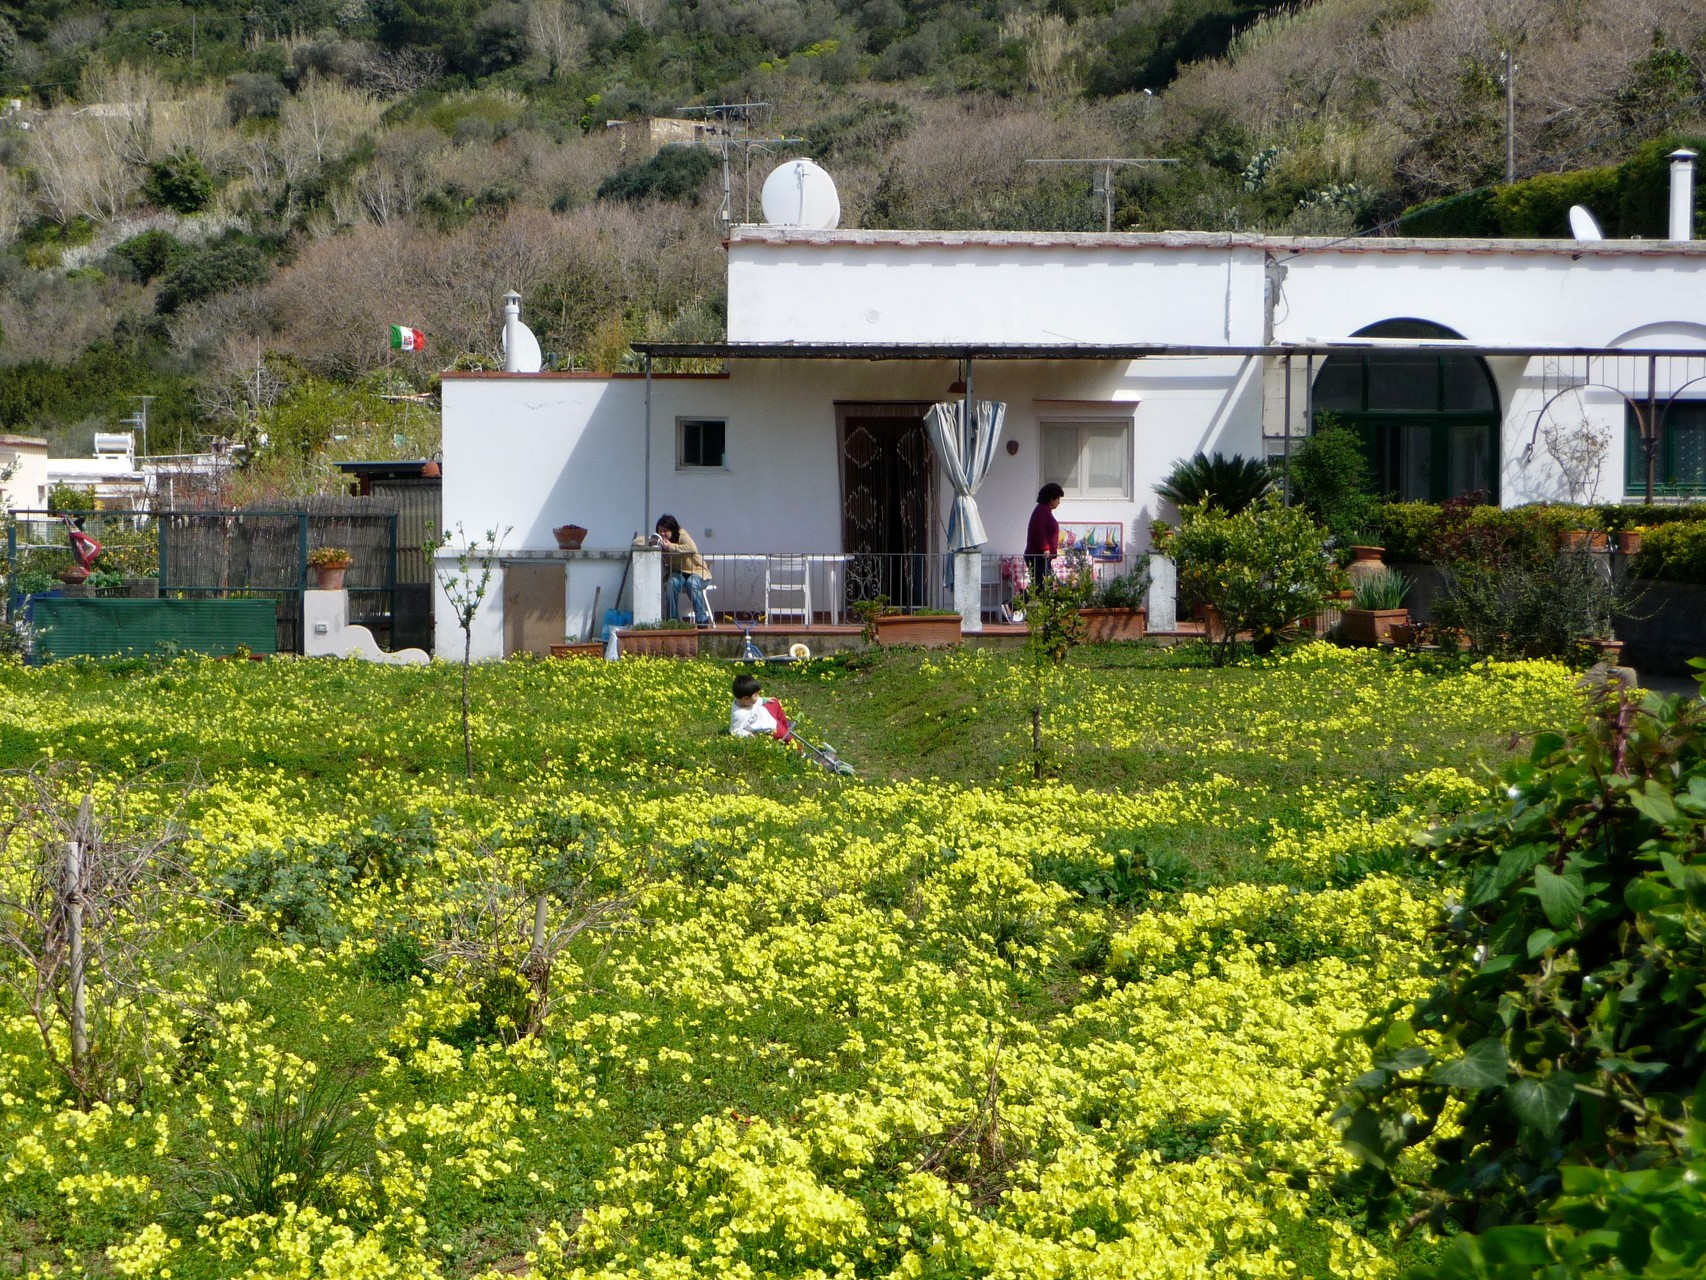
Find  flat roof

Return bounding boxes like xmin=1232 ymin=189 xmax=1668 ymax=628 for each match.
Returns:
xmin=724 ymin=226 xmax=1706 ymax=258
xmin=632 ymin=341 xmax=1706 ymax=361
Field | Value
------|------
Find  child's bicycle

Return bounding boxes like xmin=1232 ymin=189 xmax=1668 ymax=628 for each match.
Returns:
xmin=762 ymin=698 xmax=855 ymax=777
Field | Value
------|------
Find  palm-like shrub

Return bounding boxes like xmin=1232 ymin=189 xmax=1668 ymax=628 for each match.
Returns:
xmin=1155 ymin=452 xmax=1274 ymax=515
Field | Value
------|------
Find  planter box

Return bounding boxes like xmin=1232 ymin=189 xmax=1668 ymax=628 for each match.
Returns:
xmin=874 ymin=614 xmax=962 ymax=648
xmin=617 ymin=628 xmax=700 ymax=659
xmin=1342 ymin=607 xmax=1409 ymax=647
xmin=1078 ymin=607 xmax=1147 ymax=642
xmin=550 ymin=642 xmax=603 ymax=659
xmin=1560 ymin=529 xmax=1609 ymax=553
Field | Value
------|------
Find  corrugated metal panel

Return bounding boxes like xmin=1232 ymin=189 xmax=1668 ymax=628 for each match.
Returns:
xmin=371 ymin=480 xmax=440 ymax=584
xmin=32 ymin=599 xmax=279 ymax=661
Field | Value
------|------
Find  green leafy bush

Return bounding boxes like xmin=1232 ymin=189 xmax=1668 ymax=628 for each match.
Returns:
xmin=1375 ymin=501 xmax=1444 ymax=561
xmin=1631 ymin=521 xmax=1706 ymax=583
xmin=1290 ymin=417 xmax=1377 ymax=549
xmin=597 ymin=146 xmax=719 ymax=204
xmin=1090 ymin=562 xmax=1150 ymax=610
xmin=143 ymin=152 xmax=215 ymax=214
xmin=154 ymin=241 xmax=271 ymax=314
xmin=1338 ymin=677 xmax=1706 ymax=1244
xmin=109 ymin=228 xmax=186 ymax=283
xmin=1167 ymin=494 xmax=1336 ymax=665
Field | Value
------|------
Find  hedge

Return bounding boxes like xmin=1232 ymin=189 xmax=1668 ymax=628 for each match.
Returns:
xmin=1374 ymin=501 xmax=1706 ymax=566
xmin=1632 ymin=522 xmax=1706 ymax=584
xmin=1397 ymin=135 xmax=1706 ymax=239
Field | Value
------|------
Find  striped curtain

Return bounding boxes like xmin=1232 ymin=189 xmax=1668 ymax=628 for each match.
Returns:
xmin=924 ymin=399 xmax=1006 ymax=550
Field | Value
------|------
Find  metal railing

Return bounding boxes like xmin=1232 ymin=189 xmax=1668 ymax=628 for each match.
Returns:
xmin=678 ymin=551 xmax=1034 ymax=624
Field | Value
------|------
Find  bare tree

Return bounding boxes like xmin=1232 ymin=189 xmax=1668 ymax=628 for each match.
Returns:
xmin=527 ymin=0 xmax=588 ymax=80
xmin=352 ymin=44 xmax=445 ymax=97
xmin=0 ymin=766 xmax=201 ymax=1106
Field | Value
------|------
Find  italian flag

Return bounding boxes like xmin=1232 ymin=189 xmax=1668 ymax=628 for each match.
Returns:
xmin=390 ymin=325 xmax=425 ymax=352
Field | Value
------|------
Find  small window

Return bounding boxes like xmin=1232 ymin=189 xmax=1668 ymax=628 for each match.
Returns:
xmin=677 ymin=418 xmax=727 ymax=470
xmin=1041 ymin=419 xmax=1132 ymax=499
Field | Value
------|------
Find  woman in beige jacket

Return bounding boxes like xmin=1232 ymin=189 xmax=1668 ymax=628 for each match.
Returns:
xmin=654 ymin=513 xmax=713 ymax=626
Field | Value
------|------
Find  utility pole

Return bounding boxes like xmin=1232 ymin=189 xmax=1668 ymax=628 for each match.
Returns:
xmin=1501 ymin=51 xmax=1517 ymax=184
xmin=1024 ymin=158 xmax=1180 ymax=232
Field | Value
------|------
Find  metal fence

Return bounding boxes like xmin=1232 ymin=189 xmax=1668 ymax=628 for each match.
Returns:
xmin=685 ymin=551 xmax=1031 ymax=624
xmin=6 ymin=505 xmax=400 ymax=654
xmin=158 ymin=508 xmax=397 ymax=653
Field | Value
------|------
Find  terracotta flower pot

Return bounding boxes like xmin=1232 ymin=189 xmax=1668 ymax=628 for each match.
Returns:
xmin=616 ymin=628 xmax=700 ymax=658
xmin=874 ymin=614 xmax=962 ymax=648
xmin=554 ymin=525 xmax=589 ymax=551
xmin=1342 ymin=607 xmax=1409 ymax=647
xmin=550 ymin=642 xmax=603 ymax=659
xmin=1077 ymin=607 xmax=1147 ymax=642
xmin=1615 ymin=530 xmax=1643 ymax=556
xmin=313 ymin=564 xmax=349 ymax=590
xmin=1560 ymin=529 xmax=1609 ymax=553
xmin=1346 ymin=546 xmax=1386 ymax=590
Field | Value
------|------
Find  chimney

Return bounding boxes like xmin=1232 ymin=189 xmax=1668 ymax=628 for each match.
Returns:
xmin=502 ymin=291 xmax=522 ymax=372
xmin=1669 ymin=148 xmax=1697 ymax=241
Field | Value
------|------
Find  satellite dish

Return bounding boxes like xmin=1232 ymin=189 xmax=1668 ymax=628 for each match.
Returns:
xmin=1569 ymin=205 xmax=1604 ymax=241
xmin=760 ymin=159 xmax=840 ymax=230
xmin=503 ymin=320 xmax=544 ymax=373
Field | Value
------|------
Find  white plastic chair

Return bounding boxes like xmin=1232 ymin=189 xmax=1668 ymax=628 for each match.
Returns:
xmin=764 ymin=555 xmax=812 ymax=626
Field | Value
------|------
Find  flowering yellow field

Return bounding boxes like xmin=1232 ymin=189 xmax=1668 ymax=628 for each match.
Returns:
xmin=0 ymin=646 xmax=1581 ymax=1278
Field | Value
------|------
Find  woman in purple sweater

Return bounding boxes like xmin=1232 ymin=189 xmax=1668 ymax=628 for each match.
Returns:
xmin=1025 ymin=483 xmax=1065 ymax=588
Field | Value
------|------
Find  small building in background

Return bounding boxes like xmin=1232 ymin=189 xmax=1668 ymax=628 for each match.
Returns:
xmin=0 ymin=434 xmax=49 ymax=511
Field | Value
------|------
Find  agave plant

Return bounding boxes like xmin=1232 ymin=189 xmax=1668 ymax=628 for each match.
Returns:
xmin=1155 ymin=452 xmax=1274 ymax=515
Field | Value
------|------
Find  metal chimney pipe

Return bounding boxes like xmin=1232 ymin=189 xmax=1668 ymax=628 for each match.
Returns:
xmin=1669 ymin=148 xmax=1697 ymax=241
xmin=502 ymin=291 xmax=522 ymax=372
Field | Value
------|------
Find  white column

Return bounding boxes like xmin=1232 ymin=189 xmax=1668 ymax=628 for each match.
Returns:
xmin=631 ymin=546 xmax=663 ymax=625
xmin=1146 ymin=554 xmax=1177 ymax=633
xmin=954 ymin=549 xmax=983 ymax=633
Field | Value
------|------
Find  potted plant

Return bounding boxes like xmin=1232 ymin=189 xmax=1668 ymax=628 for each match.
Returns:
xmin=1078 ymin=564 xmax=1150 ymax=642
xmin=1614 ymin=526 xmax=1645 ymax=556
xmin=553 ymin=524 xmax=589 ymax=551
xmin=1341 ymin=566 xmax=1412 ymax=646
xmin=616 ymin=619 xmax=700 ymax=658
xmin=873 ymin=608 xmax=962 ymax=648
xmin=308 ymin=546 xmax=353 ymax=590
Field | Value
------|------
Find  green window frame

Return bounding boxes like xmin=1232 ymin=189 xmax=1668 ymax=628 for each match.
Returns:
xmin=1625 ymin=401 xmax=1706 ymax=497
xmin=1311 ymin=320 xmax=1502 ymax=503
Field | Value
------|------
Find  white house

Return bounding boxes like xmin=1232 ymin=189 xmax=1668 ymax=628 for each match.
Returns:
xmin=0 ymin=434 xmax=49 ymax=512
xmin=439 ymin=154 xmax=1706 ymax=660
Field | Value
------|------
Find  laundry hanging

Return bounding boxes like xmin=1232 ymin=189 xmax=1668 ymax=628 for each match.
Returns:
xmin=924 ymin=398 xmax=1005 ymax=550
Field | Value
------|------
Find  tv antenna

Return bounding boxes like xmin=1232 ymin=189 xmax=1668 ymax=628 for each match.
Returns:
xmin=676 ymin=102 xmax=804 ymax=225
xmin=122 ymin=395 xmax=155 ymax=457
xmin=1025 ymin=157 xmax=1179 ymax=231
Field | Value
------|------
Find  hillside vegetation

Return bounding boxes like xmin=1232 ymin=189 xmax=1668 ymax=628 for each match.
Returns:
xmin=0 ymin=0 xmax=1702 ymax=484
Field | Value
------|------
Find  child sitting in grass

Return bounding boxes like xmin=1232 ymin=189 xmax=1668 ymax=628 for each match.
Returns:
xmin=729 ymin=672 xmax=779 ymax=738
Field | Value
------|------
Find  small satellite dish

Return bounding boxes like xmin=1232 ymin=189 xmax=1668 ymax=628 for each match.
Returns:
xmin=760 ymin=159 xmax=840 ymax=230
xmin=1569 ymin=205 xmax=1604 ymax=241
xmin=503 ymin=320 xmax=544 ymax=373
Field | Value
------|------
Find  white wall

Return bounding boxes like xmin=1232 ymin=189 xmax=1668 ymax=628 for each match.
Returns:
xmin=1277 ymin=247 xmax=1706 ymax=350
xmin=728 ymin=232 xmax=1270 ymax=346
xmin=0 ymin=438 xmax=48 ymax=511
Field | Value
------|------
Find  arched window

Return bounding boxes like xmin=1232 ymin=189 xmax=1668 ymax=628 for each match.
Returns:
xmin=1312 ymin=319 xmax=1502 ymax=503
